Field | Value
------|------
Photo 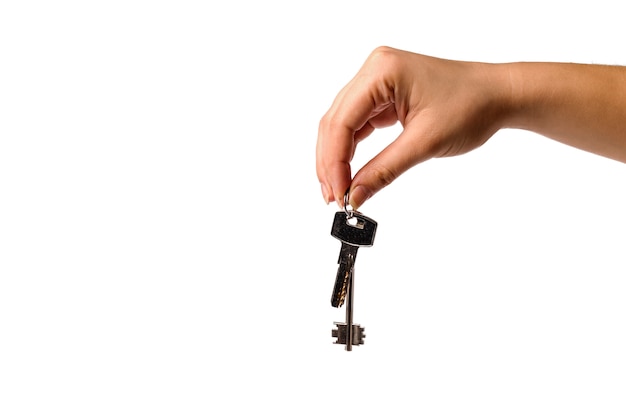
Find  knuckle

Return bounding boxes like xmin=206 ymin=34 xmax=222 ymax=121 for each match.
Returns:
xmin=318 ymin=112 xmax=331 ymax=131
xmin=319 ymin=110 xmax=341 ymax=133
xmin=367 ymin=46 xmax=403 ymax=74
xmin=369 ymin=164 xmax=397 ymax=188
xmin=369 ymin=45 xmax=396 ymax=59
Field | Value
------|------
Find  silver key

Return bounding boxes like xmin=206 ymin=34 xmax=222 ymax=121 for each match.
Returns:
xmin=330 ymin=209 xmax=377 ymax=351
xmin=332 ymin=266 xmax=365 ymax=349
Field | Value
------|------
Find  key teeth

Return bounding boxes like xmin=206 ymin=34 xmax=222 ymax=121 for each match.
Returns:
xmin=330 ymin=290 xmax=346 ymax=308
xmin=332 ymin=322 xmax=366 ymax=346
xmin=331 ymin=256 xmax=351 ymax=308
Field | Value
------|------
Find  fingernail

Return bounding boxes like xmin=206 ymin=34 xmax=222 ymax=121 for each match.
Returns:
xmin=349 ymin=185 xmax=371 ymax=210
xmin=321 ymin=183 xmax=330 ymax=204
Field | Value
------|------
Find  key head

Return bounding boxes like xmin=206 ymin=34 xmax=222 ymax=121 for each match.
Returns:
xmin=331 ymin=211 xmax=377 ymax=247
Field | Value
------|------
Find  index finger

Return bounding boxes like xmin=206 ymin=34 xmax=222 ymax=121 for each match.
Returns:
xmin=316 ymin=74 xmax=394 ymax=206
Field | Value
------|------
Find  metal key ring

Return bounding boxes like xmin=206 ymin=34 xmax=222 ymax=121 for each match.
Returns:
xmin=343 ymin=188 xmax=354 ymax=219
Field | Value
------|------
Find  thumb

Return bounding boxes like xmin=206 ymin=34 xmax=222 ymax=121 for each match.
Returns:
xmin=348 ymin=124 xmax=438 ymax=209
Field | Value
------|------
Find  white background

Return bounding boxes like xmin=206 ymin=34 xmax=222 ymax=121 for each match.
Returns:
xmin=2 ymin=1 xmax=626 ymax=416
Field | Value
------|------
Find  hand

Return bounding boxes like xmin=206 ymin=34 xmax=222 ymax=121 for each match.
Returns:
xmin=316 ymin=46 xmax=511 ymax=209
xmin=317 ymin=47 xmax=626 ymax=209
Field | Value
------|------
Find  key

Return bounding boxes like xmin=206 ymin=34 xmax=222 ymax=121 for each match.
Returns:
xmin=330 ymin=211 xmax=377 ymax=307
xmin=330 ymin=209 xmax=377 ymax=351
xmin=332 ymin=267 xmax=366 ymax=350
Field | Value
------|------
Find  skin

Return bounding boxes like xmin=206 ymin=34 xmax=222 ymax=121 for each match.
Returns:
xmin=316 ymin=46 xmax=626 ymax=209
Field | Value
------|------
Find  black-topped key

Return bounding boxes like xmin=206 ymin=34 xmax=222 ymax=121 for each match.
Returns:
xmin=330 ymin=211 xmax=377 ymax=307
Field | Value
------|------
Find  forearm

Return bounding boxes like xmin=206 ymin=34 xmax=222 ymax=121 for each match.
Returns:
xmin=502 ymin=62 xmax=626 ymax=162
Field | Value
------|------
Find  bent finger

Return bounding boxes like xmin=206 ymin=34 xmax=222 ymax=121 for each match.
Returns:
xmin=317 ymin=78 xmax=395 ymax=205
xmin=348 ymin=123 xmax=441 ymax=209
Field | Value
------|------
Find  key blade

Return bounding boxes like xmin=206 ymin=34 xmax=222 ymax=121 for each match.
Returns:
xmin=330 ymin=243 xmax=356 ymax=307
xmin=331 ymin=262 xmax=350 ymax=307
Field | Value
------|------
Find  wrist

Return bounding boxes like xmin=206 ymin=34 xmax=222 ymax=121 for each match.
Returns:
xmin=479 ymin=62 xmax=520 ymax=132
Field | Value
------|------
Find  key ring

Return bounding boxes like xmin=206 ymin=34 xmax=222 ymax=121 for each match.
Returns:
xmin=343 ymin=188 xmax=354 ymax=219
